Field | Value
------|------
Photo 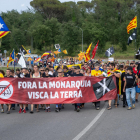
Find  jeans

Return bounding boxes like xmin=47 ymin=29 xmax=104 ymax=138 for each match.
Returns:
xmin=11 ymin=104 xmax=15 ymax=108
xmin=56 ymin=104 xmax=61 ymax=108
xmin=126 ymin=87 xmax=136 ymax=107
xmin=75 ymin=103 xmax=81 ymax=109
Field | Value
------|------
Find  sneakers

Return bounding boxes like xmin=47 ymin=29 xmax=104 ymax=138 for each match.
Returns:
xmin=23 ymin=109 xmax=26 ymax=113
xmin=11 ymin=107 xmax=15 ymax=110
xmin=77 ymin=107 xmax=80 ymax=112
xmin=7 ymin=111 xmax=10 ymax=114
xmin=30 ymin=111 xmax=34 ymax=114
xmin=19 ymin=108 xmax=22 ymax=113
xmin=96 ymin=107 xmax=100 ymax=110
xmin=48 ymin=108 xmax=51 ymax=112
xmin=55 ymin=108 xmax=59 ymax=112
xmin=123 ymin=104 xmax=126 ymax=108
xmin=132 ymin=104 xmax=135 ymax=109
xmin=127 ymin=107 xmax=132 ymax=110
xmin=1 ymin=109 xmax=4 ymax=113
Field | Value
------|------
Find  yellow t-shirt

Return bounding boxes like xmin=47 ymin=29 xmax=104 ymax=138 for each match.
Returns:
xmin=0 ymin=73 xmax=4 ymax=78
xmin=91 ymin=70 xmax=102 ymax=76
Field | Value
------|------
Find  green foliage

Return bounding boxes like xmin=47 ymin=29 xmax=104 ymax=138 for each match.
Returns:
xmin=1 ymin=0 xmax=140 ymax=57
xmin=32 ymin=25 xmax=52 ymax=51
xmin=58 ymin=21 xmax=81 ymax=56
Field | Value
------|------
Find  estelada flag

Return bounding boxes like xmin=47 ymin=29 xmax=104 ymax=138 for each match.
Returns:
xmin=84 ymin=43 xmax=92 ymax=62
xmin=127 ymin=16 xmax=137 ymax=34
xmin=0 ymin=16 xmax=10 ymax=38
xmin=7 ymin=49 xmax=15 ymax=67
xmin=92 ymin=41 xmax=99 ymax=59
xmin=63 ymin=50 xmax=68 ymax=54
xmin=27 ymin=49 xmax=31 ymax=54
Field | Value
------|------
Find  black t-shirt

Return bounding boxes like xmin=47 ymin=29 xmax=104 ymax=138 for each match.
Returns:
xmin=17 ymin=73 xmax=21 ymax=78
xmin=42 ymin=74 xmax=53 ymax=78
xmin=64 ymin=71 xmax=71 ymax=77
xmin=71 ymin=73 xmax=83 ymax=77
xmin=125 ymin=73 xmax=136 ymax=88
xmin=53 ymin=71 xmax=58 ymax=77
xmin=25 ymin=74 xmax=30 ymax=78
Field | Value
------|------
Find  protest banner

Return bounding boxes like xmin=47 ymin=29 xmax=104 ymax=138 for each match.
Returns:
xmin=0 ymin=76 xmax=117 ymax=104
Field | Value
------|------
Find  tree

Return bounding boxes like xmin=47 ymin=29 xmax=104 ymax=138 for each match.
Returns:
xmin=32 ymin=25 xmax=52 ymax=51
xmin=45 ymin=18 xmax=61 ymax=47
xmin=30 ymin=0 xmax=66 ymax=22
xmin=58 ymin=21 xmax=81 ymax=56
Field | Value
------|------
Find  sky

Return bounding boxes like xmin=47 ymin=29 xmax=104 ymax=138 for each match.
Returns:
xmin=0 ymin=0 xmax=85 ymax=13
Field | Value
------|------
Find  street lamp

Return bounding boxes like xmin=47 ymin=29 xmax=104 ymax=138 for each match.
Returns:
xmin=76 ymin=26 xmax=83 ymax=52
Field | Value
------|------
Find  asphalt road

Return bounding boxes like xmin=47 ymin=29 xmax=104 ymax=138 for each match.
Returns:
xmin=0 ymin=98 xmax=140 ymax=140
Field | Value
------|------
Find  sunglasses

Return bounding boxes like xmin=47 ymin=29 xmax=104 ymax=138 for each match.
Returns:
xmin=41 ymin=70 xmax=44 ymax=71
xmin=58 ymin=72 xmax=62 ymax=73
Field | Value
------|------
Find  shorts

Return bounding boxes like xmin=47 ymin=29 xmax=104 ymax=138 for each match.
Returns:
xmin=136 ymin=86 xmax=140 ymax=93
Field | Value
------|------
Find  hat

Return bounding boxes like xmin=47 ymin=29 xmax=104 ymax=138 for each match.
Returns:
xmin=127 ymin=66 xmax=133 ymax=71
xmin=135 ymin=62 xmax=139 ymax=65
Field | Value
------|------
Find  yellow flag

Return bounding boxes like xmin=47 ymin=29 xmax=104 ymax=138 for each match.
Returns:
xmin=63 ymin=50 xmax=68 ymax=54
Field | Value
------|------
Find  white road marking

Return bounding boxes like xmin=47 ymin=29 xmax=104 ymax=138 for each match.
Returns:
xmin=72 ymin=103 xmax=107 ymax=140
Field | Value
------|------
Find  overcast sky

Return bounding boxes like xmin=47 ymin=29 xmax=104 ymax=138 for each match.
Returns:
xmin=0 ymin=0 xmax=85 ymax=13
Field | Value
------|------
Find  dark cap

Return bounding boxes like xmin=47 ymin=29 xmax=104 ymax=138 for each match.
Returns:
xmin=127 ymin=66 xmax=133 ymax=71
xmin=135 ymin=62 xmax=139 ymax=65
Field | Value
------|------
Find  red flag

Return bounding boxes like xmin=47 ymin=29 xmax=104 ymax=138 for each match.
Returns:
xmin=92 ymin=41 xmax=99 ymax=59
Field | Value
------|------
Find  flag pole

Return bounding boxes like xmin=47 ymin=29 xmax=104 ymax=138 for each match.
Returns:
xmin=14 ymin=49 xmax=15 ymax=73
xmin=135 ymin=38 xmax=136 ymax=60
xmin=135 ymin=27 xmax=137 ymax=60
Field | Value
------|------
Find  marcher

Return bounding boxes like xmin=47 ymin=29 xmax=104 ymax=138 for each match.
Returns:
xmin=30 ymin=65 xmax=40 ymax=113
xmin=123 ymin=66 xmax=137 ymax=110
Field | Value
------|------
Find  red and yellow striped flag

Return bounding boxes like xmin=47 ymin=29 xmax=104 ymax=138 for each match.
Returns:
xmin=127 ymin=16 xmax=137 ymax=34
xmin=84 ymin=43 xmax=92 ymax=62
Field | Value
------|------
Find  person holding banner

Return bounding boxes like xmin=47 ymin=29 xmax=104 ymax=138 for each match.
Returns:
xmin=3 ymin=69 xmax=13 ymax=114
xmin=0 ymin=70 xmax=4 ymax=78
xmin=42 ymin=68 xmax=52 ymax=112
xmin=71 ymin=66 xmax=83 ymax=112
xmin=19 ymin=68 xmax=30 ymax=113
xmin=30 ymin=65 xmax=41 ymax=113
xmin=108 ymin=63 xmax=121 ymax=110
xmin=55 ymin=68 xmax=64 ymax=112
xmin=0 ymin=70 xmax=5 ymax=113
xmin=91 ymin=63 xmax=103 ymax=110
